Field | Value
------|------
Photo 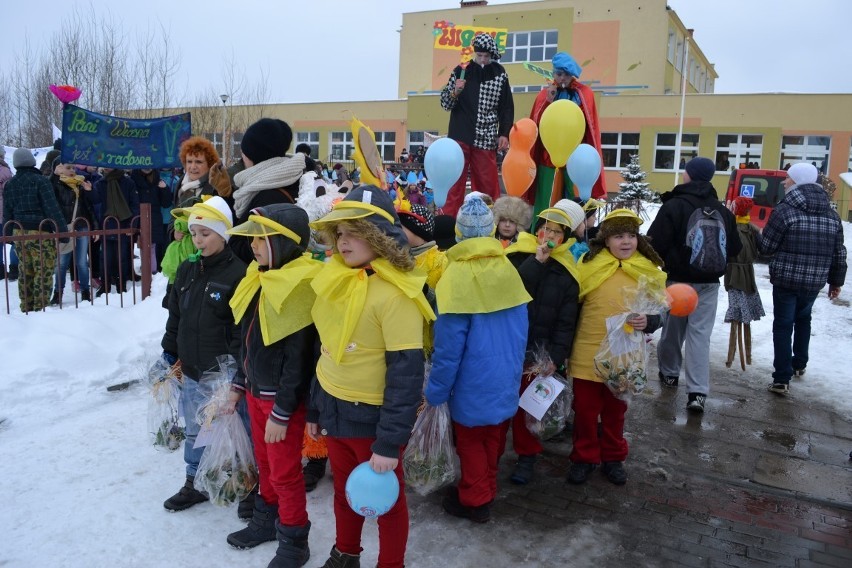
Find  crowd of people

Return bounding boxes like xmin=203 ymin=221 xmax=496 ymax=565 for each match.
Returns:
xmin=0 ymin=36 xmax=847 ymax=568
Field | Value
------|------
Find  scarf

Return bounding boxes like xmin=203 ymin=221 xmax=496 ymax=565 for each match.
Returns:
xmin=436 ymin=237 xmax=531 ymax=315
xmin=230 ymin=255 xmax=323 ymax=346
xmin=233 ymin=154 xmax=306 ymax=218
xmin=578 ymin=249 xmax=666 ymax=301
xmin=311 ymin=254 xmax=435 ymax=364
xmin=103 ymin=171 xmax=132 ymax=221
xmin=175 ymin=176 xmax=202 ymax=206
xmin=59 ymin=175 xmax=85 ymax=197
xmin=736 ymin=215 xmax=750 ymax=224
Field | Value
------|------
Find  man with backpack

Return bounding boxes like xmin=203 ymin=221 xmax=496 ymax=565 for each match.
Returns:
xmin=647 ymin=157 xmax=742 ymax=413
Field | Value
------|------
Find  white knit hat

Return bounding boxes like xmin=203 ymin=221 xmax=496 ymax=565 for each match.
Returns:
xmin=787 ymin=162 xmax=818 ymax=186
xmin=455 ymin=195 xmax=495 ymax=242
xmin=539 ymin=199 xmax=586 ymax=231
xmin=186 ymin=196 xmax=234 ymax=242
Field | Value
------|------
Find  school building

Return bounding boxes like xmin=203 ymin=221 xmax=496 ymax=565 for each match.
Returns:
xmin=197 ymin=0 xmax=852 ymax=219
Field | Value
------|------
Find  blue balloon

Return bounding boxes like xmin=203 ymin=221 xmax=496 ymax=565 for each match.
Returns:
xmin=566 ymin=143 xmax=602 ymax=201
xmin=345 ymin=462 xmax=400 ymax=518
xmin=406 ymin=171 xmax=418 ymax=185
xmin=424 ymin=138 xmax=464 ymax=208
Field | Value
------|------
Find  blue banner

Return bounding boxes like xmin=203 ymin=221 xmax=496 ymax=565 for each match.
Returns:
xmin=60 ymin=104 xmax=191 ymax=169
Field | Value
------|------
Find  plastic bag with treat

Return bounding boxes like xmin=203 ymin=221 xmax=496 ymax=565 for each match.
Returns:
xmin=593 ymin=275 xmax=668 ymax=403
xmin=523 ymin=346 xmax=573 ymax=440
xmin=146 ymin=357 xmax=185 ymax=451
xmin=403 ymin=402 xmax=459 ymax=496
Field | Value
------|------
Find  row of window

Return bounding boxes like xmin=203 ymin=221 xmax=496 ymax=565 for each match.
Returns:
xmin=666 ymin=28 xmax=714 ymax=93
xmin=603 ymin=133 xmax=835 ymax=173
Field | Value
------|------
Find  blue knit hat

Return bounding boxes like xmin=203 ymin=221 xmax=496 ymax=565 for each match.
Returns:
xmin=552 ymin=52 xmax=582 ymax=78
xmin=684 ymin=157 xmax=716 ymax=183
xmin=455 ymin=195 xmax=495 ymax=242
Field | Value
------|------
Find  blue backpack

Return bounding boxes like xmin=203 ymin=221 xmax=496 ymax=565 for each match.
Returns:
xmin=683 ymin=198 xmax=728 ymax=276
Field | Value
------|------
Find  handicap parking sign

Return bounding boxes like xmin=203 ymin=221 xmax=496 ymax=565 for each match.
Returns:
xmin=739 ymin=184 xmax=755 ymax=198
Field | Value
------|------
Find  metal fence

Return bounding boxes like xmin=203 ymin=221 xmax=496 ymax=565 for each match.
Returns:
xmin=1 ymin=203 xmax=154 ymax=314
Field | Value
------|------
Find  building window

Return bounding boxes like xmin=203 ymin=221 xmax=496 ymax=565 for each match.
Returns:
xmin=675 ymin=39 xmax=684 ymax=72
xmin=780 ymin=135 xmax=831 ymax=173
xmin=706 ymin=77 xmax=715 ymax=93
xmin=374 ymin=131 xmax=396 ymax=163
xmin=501 ymin=30 xmax=558 ymax=64
xmin=330 ymin=131 xmax=354 ymax=162
xmin=295 ymin=131 xmax=320 ymax=159
xmin=699 ymin=69 xmax=706 ymax=93
xmin=667 ymin=29 xmax=676 ymax=64
xmin=601 ymin=132 xmax=640 ymax=169
xmin=407 ymin=130 xmax=439 ymax=160
xmin=654 ymin=132 xmax=700 ymax=171
xmin=715 ymin=134 xmax=763 ymax=171
xmin=204 ymin=132 xmax=224 ymax=158
xmin=230 ymin=132 xmax=243 ymax=165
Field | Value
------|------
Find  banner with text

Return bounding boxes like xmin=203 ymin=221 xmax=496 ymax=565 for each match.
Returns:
xmin=432 ymin=21 xmax=508 ymax=53
xmin=60 ymin=104 xmax=191 ymax=169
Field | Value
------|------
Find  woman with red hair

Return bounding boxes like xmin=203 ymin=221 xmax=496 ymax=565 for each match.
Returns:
xmin=174 ymin=136 xmax=232 ymax=208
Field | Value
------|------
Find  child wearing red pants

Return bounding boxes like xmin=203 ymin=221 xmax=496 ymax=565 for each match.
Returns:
xmin=568 ymin=209 xmax=666 ymax=486
xmin=307 ymin=186 xmax=435 ymax=568
xmin=224 ymin=204 xmax=322 ymax=567
xmin=425 ymin=195 xmax=530 ymax=523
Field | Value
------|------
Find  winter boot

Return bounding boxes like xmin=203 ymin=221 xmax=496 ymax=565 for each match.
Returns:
xmin=7 ymin=265 xmax=18 ymax=282
xmin=238 ymin=486 xmax=258 ymax=520
xmin=267 ymin=521 xmax=311 ymax=568
xmin=319 ymin=545 xmax=360 ymax=568
xmin=302 ymin=457 xmax=327 ymax=492
xmin=0 ymin=264 xmax=5 ymax=279
xmin=80 ymin=289 xmax=91 ymax=302
xmin=49 ymin=291 xmax=61 ymax=306
xmin=163 ymin=475 xmax=208 ymax=511
xmin=509 ymin=454 xmax=537 ymax=485
xmin=227 ymin=498 xmax=278 ymax=549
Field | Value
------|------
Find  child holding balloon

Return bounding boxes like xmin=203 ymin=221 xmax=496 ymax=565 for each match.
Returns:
xmin=307 ymin=186 xmax=434 ymax=568
xmin=567 ymin=209 xmax=666 ymax=486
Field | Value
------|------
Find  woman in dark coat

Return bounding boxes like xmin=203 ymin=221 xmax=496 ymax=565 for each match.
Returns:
xmin=131 ymin=168 xmax=172 ymax=272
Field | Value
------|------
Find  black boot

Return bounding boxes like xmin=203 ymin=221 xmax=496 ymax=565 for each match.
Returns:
xmin=49 ymin=291 xmax=61 ymax=306
xmin=509 ymin=454 xmax=536 ymax=485
xmin=81 ymin=289 xmax=91 ymax=302
xmin=7 ymin=265 xmax=18 ymax=282
xmin=319 ymin=545 xmax=359 ymax=568
xmin=163 ymin=476 xmax=208 ymax=511
xmin=267 ymin=521 xmax=311 ymax=568
xmin=227 ymin=498 xmax=278 ymax=549
xmin=238 ymin=486 xmax=258 ymax=520
xmin=0 ymin=264 xmax=5 ymax=279
xmin=302 ymin=457 xmax=327 ymax=493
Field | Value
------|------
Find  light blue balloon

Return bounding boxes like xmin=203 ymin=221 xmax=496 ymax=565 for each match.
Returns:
xmin=566 ymin=143 xmax=602 ymax=201
xmin=406 ymin=171 xmax=418 ymax=185
xmin=424 ymin=138 xmax=464 ymax=208
xmin=345 ymin=462 xmax=400 ymax=518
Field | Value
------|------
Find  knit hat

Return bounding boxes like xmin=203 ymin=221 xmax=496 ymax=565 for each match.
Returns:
xmin=241 ymin=118 xmax=293 ymax=165
xmin=311 ymin=185 xmax=408 ymax=250
xmin=472 ymin=33 xmax=501 ymax=60
xmin=684 ymin=157 xmax=716 ymax=183
xmin=787 ymin=162 xmax=818 ymax=185
xmin=552 ymin=52 xmax=582 ymax=77
xmin=186 ymin=196 xmax=234 ymax=242
xmin=12 ymin=148 xmax=36 ymax=168
xmin=539 ymin=199 xmax=586 ymax=231
xmin=596 ymin=208 xmax=643 ymax=241
xmin=398 ymin=203 xmax=435 ymax=241
xmin=732 ymin=196 xmax=754 ymax=217
xmin=455 ymin=195 xmax=495 ymax=242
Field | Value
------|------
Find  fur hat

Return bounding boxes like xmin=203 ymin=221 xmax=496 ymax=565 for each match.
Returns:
xmin=398 ymin=203 xmax=435 ymax=241
xmin=473 ymin=33 xmax=501 ymax=60
xmin=586 ymin=209 xmax=663 ymax=266
xmin=12 ymin=148 xmax=36 ymax=168
xmin=684 ymin=157 xmax=715 ymax=183
xmin=241 ymin=118 xmax=292 ymax=164
xmin=539 ymin=199 xmax=586 ymax=231
xmin=787 ymin=162 xmax=818 ymax=186
xmin=228 ymin=203 xmax=309 ymax=269
xmin=492 ymin=196 xmax=532 ymax=230
xmin=732 ymin=196 xmax=754 ymax=217
xmin=455 ymin=195 xmax=495 ymax=242
xmin=186 ymin=196 xmax=234 ymax=242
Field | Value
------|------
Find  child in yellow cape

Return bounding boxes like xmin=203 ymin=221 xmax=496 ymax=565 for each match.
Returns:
xmin=307 ymin=185 xmax=434 ymax=568
xmin=221 ymin=203 xmax=322 ymax=565
xmin=568 ymin=208 xmax=667 ymax=486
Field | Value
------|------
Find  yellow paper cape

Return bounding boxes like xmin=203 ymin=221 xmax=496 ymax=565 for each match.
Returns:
xmin=504 ymin=231 xmax=538 ymax=256
xmin=230 ymin=255 xmax=324 ymax=346
xmin=549 ymin=237 xmax=581 ymax=282
xmin=436 ymin=237 xmax=531 ymax=315
xmin=578 ymin=249 xmax=666 ymax=301
xmin=311 ymin=254 xmax=435 ymax=364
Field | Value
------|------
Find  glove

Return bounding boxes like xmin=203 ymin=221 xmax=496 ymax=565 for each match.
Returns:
xmin=162 ymin=351 xmax=178 ymax=366
xmin=208 ymin=162 xmax=232 ymax=199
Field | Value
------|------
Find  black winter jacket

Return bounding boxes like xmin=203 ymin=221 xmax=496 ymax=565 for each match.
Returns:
xmin=233 ymin=290 xmax=319 ymax=425
xmin=131 ymin=170 xmax=172 ymax=245
xmin=161 ymin=248 xmax=247 ymax=381
xmin=517 ymin=255 xmax=580 ymax=368
xmin=51 ymin=179 xmax=97 ymax=231
xmin=647 ymin=181 xmax=742 ymax=283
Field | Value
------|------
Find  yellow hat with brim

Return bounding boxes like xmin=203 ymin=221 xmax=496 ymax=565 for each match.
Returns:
xmin=581 ymin=198 xmax=604 ymax=212
xmin=538 ymin=207 xmax=574 ymax=227
xmin=227 ymin=214 xmax=302 ymax=244
xmin=310 ymin=200 xmax=395 ymax=229
xmin=601 ymin=208 xmax=643 ymax=226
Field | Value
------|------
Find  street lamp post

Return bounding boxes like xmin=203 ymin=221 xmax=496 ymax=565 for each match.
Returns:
xmin=220 ymin=94 xmax=230 ymax=164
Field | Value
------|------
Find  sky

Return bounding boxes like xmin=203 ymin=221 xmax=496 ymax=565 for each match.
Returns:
xmin=1 ymin=209 xmax=850 ymax=566
xmin=2 ymin=0 xmax=851 ymax=106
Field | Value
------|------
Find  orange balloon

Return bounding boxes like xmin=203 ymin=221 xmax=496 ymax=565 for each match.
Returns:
xmin=666 ymin=283 xmax=699 ymax=317
xmin=502 ymin=119 xmax=538 ymax=197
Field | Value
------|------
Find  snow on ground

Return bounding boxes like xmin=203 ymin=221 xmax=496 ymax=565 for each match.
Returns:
xmin=0 ymin=210 xmax=849 ymax=567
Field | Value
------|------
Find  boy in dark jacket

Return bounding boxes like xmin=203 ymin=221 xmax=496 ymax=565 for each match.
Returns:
xmin=223 ymin=204 xmax=322 ymax=566
xmin=160 ymin=196 xmax=247 ymax=512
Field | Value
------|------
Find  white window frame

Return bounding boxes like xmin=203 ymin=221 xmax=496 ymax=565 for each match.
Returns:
xmin=374 ymin=131 xmax=396 ymax=163
xmin=667 ymin=29 xmax=676 ymax=64
xmin=653 ymin=132 xmax=700 ymax=172
xmin=715 ymin=134 xmax=764 ymax=172
xmin=780 ymin=135 xmax=831 ymax=173
xmin=407 ymin=130 xmax=439 ymax=159
xmin=205 ymin=132 xmax=224 ymax=158
xmin=329 ymin=131 xmax=354 ymax=162
xmin=295 ymin=131 xmax=320 ymax=159
xmin=501 ymin=30 xmax=558 ymax=64
xmin=675 ymin=38 xmax=684 ymax=72
xmin=601 ymin=132 xmax=640 ymax=170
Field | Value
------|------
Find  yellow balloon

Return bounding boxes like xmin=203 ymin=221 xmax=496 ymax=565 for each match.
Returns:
xmin=538 ymin=99 xmax=586 ymax=167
